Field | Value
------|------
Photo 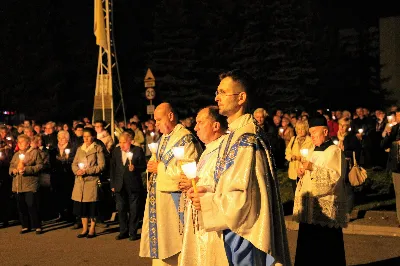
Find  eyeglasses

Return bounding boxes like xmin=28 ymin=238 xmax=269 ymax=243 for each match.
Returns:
xmin=215 ymin=91 xmax=241 ymax=97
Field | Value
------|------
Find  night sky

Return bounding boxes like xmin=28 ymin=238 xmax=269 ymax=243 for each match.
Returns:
xmin=1 ymin=0 xmax=399 ymax=123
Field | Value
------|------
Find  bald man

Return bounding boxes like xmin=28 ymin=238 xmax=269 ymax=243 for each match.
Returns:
xmin=139 ymin=103 xmax=203 ymax=266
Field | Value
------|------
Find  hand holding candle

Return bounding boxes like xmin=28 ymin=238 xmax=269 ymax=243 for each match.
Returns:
xmin=127 ymin=151 xmax=133 ymax=166
xmin=65 ymin=148 xmax=70 ymax=159
xmin=181 ymin=161 xmax=198 ymax=194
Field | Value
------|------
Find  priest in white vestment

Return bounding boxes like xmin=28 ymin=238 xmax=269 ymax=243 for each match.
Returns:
xmin=293 ymin=115 xmax=349 ymax=266
xmin=188 ymin=70 xmax=291 ymax=266
xmin=140 ymin=103 xmax=203 ymax=266
xmin=179 ymin=106 xmax=229 ymax=266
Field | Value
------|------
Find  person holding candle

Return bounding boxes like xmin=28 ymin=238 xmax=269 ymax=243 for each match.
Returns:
xmin=188 ymin=70 xmax=290 ymax=266
xmin=294 ymin=115 xmax=349 ymax=266
xmin=180 ymin=106 xmax=229 ymax=266
xmin=381 ymin=109 xmax=400 ymax=228
xmin=53 ymin=130 xmax=77 ymax=223
xmin=71 ymin=128 xmax=106 ymax=238
xmin=110 ymin=132 xmax=146 ymax=241
xmin=0 ymin=125 xmax=13 ymax=228
xmin=9 ymin=134 xmax=44 ymax=234
xmin=139 ymin=103 xmax=202 ymax=266
xmin=284 ymin=121 xmax=313 ymax=194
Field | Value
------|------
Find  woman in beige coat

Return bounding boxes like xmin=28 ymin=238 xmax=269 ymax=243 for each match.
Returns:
xmin=71 ymin=128 xmax=105 ymax=238
xmin=285 ymin=121 xmax=313 ymax=193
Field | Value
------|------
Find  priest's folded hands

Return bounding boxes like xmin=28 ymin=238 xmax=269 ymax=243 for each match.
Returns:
xmin=178 ymin=173 xmax=192 ymax=192
xmin=187 ymin=186 xmax=207 ymax=211
xmin=147 ymin=160 xmax=158 ymax=173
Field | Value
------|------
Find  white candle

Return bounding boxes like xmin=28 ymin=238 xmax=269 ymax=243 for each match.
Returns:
xmin=127 ymin=151 xmax=133 ymax=161
xmin=300 ymin=149 xmax=309 ymax=158
xmin=78 ymin=163 xmax=85 ymax=169
xmin=18 ymin=154 xmax=25 ymax=161
xmin=279 ymin=128 xmax=284 ymax=133
xmin=172 ymin=146 xmax=185 ymax=160
xmin=150 ymin=132 xmax=155 ymax=138
xmin=148 ymin=143 xmax=159 ymax=154
xmin=389 ymin=123 xmax=393 ymax=127
xmin=6 ymin=137 xmax=11 ymax=141
xmin=226 ymin=130 xmax=231 ymax=134
xmin=388 ymin=116 xmax=393 ymax=122
xmin=181 ymin=161 xmax=197 ymax=179
xmin=348 ymin=127 xmax=352 ymax=132
xmin=181 ymin=161 xmax=198 ymax=194
xmin=65 ymin=149 xmax=70 ymax=155
xmin=333 ymin=140 xmax=339 ymax=145
xmin=358 ymin=129 xmax=364 ymax=134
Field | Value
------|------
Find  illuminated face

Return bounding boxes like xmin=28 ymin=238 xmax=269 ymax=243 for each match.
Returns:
xmin=309 ymin=126 xmax=328 ymax=147
xmin=254 ymin=112 xmax=265 ymax=126
xmin=0 ymin=129 xmax=7 ymax=139
xmin=45 ymin=125 xmax=53 ymax=135
xmin=214 ymin=77 xmax=242 ymax=117
xmin=18 ymin=138 xmax=30 ymax=151
xmin=296 ymin=127 xmax=307 ymax=137
xmin=33 ymin=125 xmax=41 ymax=134
xmin=273 ymin=116 xmax=281 ymax=126
xmin=24 ymin=129 xmax=34 ymax=137
xmin=119 ymin=136 xmax=131 ymax=152
xmin=63 ymin=124 xmax=69 ymax=131
xmin=94 ymin=123 xmax=103 ymax=134
xmin=58 ymin=135 xmax=69 ymax=146
xmin=194 ymin=109 xmax=217 ymax=145
xmin=75 ymin=128 xmax=83 ymax=137
xmin=154 ymin=108 xmax=173 ymax=134
xmin=339 ymin=123 xmax=349 ymax=134
xmin=83 ymin=132 xmax=94 ymax=145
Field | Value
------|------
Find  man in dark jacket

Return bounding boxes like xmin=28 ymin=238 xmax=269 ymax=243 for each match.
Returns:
xmin=381 ymin=109 xmax=400 ymax=227
xmin=110 ymin=131 xmax=146 ymax=240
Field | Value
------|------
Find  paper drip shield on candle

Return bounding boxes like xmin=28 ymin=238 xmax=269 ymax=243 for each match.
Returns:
xmin=148 ymin=143 xmax=159 ymax=153
xmin=181 ymin=161 xmax=197 ymax=179
xmin=172 ymin=146 xmax=185 ymax=160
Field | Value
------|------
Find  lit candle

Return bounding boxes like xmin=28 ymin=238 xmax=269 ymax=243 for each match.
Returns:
xmin=348 ymin=127 xmax=352 ymax=132
xmin=18 ymin=154 xmax=25 ymax=161
xmin=0 ymin=151 xmax=3 ymax=158
xmin=300 ymin=149 xmax=309 ymax=158
xmin=181 ymin=161 xmax=198 ymax=194
xmin=6 ymin=137 xmax=11 ymax=141
xmin=389 ymin=123 xmax=393 ymax=127
xmin=65 ymin=148 xmax=70 ymax=159
xmin=226 ymin=130 xmax=231 ymax=134
xmin=78 ymin=163 xmax=85 ymax=170
xmin=150 ymin=132 xmax=155 ymax=141
xmin=127 ymin=151 xmax=133 ymax=166
xmin=279 ymin=128 xmax=284 ymax=134
xmin=332 ymin=115 xmax=336 ymax=120
xmin=358 ymin=128 xmax=364 ymax=134
xmin=172 ymin=146 xmax=185 ymax=161
xmin=388 ymin=116 xmax=393 ymax=122
xmin=148 ymin=143 xmax=159 ymax=161
xmin=333 ymin=140 xmax=339 ymax=145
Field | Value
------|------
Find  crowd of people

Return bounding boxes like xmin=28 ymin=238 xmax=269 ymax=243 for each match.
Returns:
xmin=1 ymin=69 xmax=400 ymax=266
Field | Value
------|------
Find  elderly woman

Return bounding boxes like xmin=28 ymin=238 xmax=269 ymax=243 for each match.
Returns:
xmin=279 ymin=117 xmax=295 ymax=147
xmin=71 ymin=128 xmax=105 ymax=238
xmin=285 ymin=121 xmax=313 ymax=193
xmin=9 ymin=134 xmax=44 ymax=234
xmin=53 ymin=130 xmax=77 ymax=222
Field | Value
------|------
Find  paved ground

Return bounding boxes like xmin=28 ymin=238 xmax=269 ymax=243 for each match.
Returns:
xmin=1 ymin=221 xmax=400 ymax=266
